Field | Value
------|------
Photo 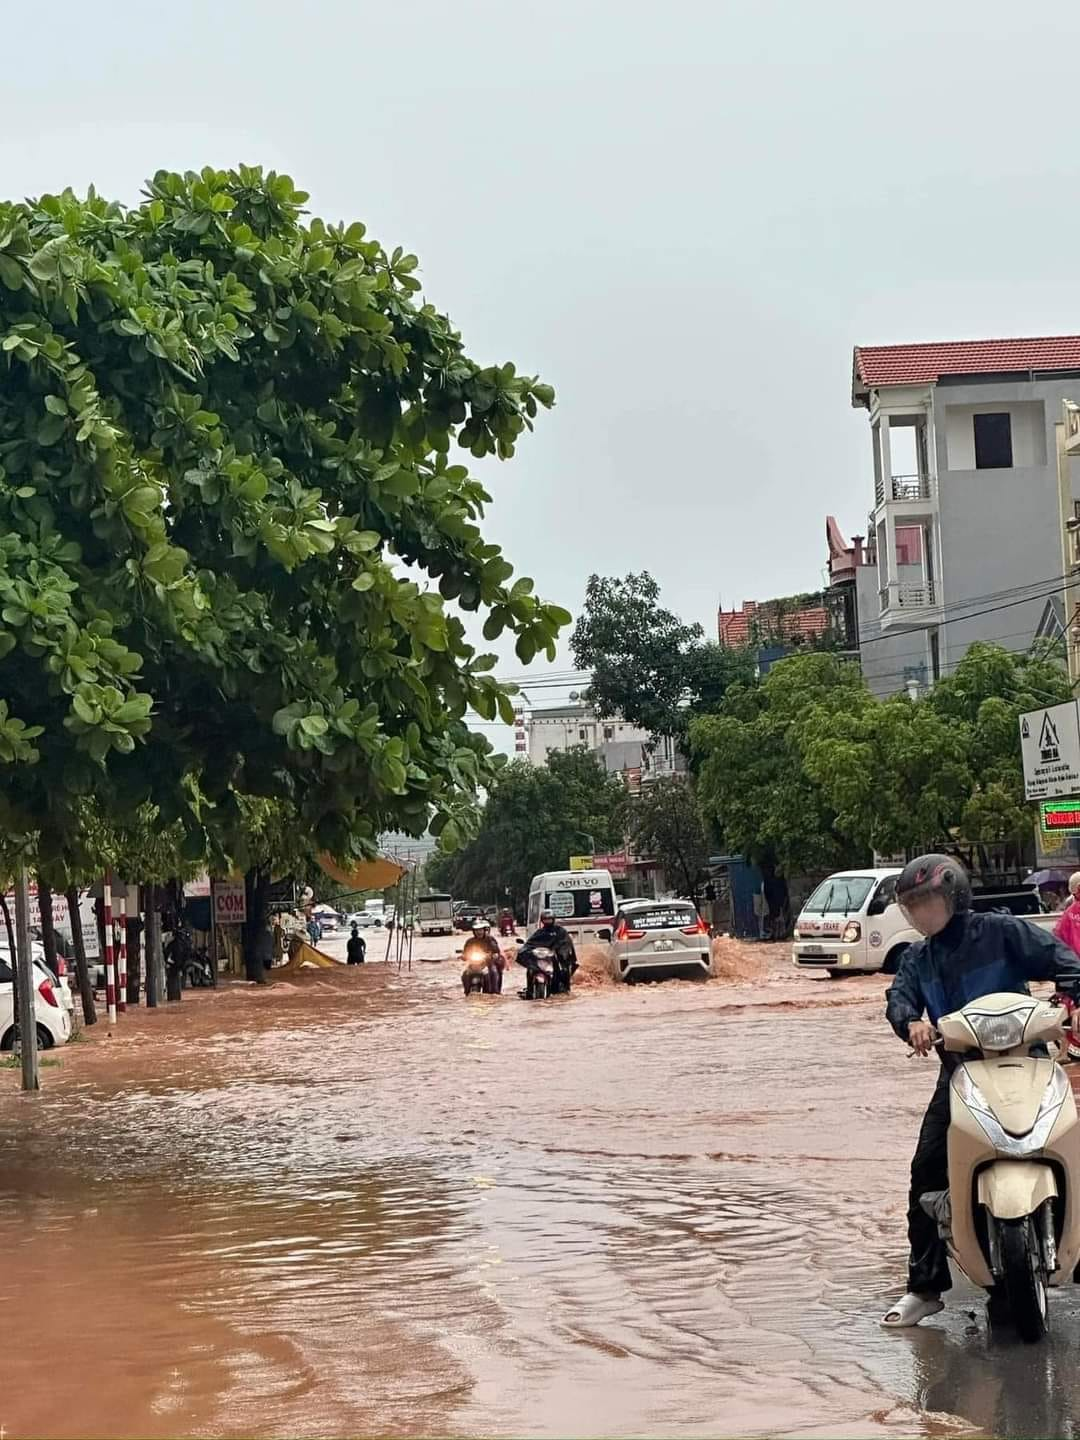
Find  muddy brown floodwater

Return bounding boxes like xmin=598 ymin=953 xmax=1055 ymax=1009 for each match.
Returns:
xmin=5 ymin=936 xmax=1080 ymax=1439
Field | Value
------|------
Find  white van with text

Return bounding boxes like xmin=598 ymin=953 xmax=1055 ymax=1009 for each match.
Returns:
xmin=792 ymin=868 xmax=919 ymax=978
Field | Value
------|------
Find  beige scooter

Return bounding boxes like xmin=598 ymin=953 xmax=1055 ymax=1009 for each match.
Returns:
xmin=925 ymin=991 xmax=1080 ymax=1341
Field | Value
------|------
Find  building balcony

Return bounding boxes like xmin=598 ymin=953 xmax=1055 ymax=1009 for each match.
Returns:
xmin=878 ymin=578 xmax=941 ymax=626
xmin=1065 ymin=401 xmax=1080 ymax=457
xmin=874 ymin=473 xmax=935 ymax=507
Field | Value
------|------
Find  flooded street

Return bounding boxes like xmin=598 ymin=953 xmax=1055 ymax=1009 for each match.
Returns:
xmin=5 ymin=936 xmax=1080 ymax=1438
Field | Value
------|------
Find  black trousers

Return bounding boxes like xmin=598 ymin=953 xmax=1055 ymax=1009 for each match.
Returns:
xmin=908 ymin=1077 xmax=953 ymax=1295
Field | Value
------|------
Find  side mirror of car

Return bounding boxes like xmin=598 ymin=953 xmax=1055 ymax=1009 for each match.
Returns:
xmin=598 ymin=929 xmax=612 ymax=942
xmin=867 ymin=898 xmax=888 ymax=916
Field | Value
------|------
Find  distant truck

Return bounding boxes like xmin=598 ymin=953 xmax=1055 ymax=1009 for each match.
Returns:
xmin=417 ymin=893 xmax=454 ymax=937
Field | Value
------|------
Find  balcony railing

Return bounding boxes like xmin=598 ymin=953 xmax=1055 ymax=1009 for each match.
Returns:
xmin=875 ymin=473 xmax=934 ymax=506
xmin=879 ymin=580 xmax=937 ymax=614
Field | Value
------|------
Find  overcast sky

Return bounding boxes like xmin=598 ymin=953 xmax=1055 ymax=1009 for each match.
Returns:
xmin=9 ymin=0 xmax=1080 ymax=743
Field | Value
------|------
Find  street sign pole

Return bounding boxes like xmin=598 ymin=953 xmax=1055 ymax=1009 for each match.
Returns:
xmin=14 ymin=866 xmax=39 ymax=1092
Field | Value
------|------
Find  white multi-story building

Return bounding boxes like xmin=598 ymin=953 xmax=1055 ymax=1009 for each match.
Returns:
xmin=841 ymin=334 xmax=1080 ymax=696
xmin=525 ymin=702 xmax=649 ymax=771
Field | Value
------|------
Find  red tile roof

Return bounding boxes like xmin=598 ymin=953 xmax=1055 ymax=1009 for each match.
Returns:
xmin=717 ymin=600 xmax=828 ymax=648
xmin=852 ymin=335 xmax=1080 ymax=405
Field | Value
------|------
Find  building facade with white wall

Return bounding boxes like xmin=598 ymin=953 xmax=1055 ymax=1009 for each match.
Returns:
xmin=846 ymin=335 xmax=1080 ymax=696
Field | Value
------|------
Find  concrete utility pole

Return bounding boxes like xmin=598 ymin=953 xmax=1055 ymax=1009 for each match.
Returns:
xmin=14 ymin=867 xmax=39 ymax=1091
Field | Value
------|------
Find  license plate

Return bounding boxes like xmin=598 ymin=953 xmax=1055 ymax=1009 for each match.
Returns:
xmin=655 ymin=939 xmax=675 ymax=952
xmin=801 ymin=945 xmax=825 ymax=955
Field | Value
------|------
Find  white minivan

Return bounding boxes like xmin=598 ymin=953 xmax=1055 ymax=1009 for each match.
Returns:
xmin=527 ymin=870 xmax=617 ymax=944
xmin=792 ymin=867 xmax=919 ymax=978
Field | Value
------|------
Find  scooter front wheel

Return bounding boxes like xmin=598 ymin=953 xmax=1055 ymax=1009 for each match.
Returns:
xmin=1001 ymin=1216 xmax=1049 ymax=1343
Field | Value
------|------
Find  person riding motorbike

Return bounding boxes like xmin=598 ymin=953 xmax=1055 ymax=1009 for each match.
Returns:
xmin=518 ymin=908 xmax=578 ymax=998
xmin=881 ymin=852 xmax=1080 ymax=1329
xmin=498 ymin=909 xmax=517 ymax=938
xmin=462 ymin=917 xmax=504 ymax=995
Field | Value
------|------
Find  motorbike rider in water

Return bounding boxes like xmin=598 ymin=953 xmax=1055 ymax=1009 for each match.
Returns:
xmin=462 ymin=917 xmax=504 ymax=995
xmin=518 ymin=907 xmax=578 ymax=998
xmin=881 ymin=853 xmax=1080 ymax=1328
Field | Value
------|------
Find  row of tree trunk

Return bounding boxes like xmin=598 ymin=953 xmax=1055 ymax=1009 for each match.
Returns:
xmin=30 ymin=877 xmax=170 ymax=1028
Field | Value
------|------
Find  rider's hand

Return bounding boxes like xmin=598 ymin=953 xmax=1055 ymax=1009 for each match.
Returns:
xmin=908 ymin=1020 xmax=936 ymax=1056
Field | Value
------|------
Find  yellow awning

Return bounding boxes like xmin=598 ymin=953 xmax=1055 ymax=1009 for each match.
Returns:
xmin=316 ymin=854 xmax=406 ymax=893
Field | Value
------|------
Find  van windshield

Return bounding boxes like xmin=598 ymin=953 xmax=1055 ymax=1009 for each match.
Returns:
xmin=544 ymin=888 xmax=615 ymax=920
xmin=803 ymin=876 xmax=875 ymax=915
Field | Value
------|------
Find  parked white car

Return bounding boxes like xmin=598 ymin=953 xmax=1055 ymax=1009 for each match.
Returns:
xmin=0 ymin=941 xmax=74 ymax=1019
xmin=0 ymin=954 xmax=72 ymax=1050
xmin=608 ymin=899 xmax=713 ymax=981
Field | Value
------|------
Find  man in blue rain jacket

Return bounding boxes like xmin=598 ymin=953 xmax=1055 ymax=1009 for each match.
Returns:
xmin=881 ymin=853 xmax=1080 ymax=1328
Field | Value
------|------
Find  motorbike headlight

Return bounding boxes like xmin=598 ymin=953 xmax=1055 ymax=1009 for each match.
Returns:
xmin=969 ymin=1010 xmax=1028 ymax=1052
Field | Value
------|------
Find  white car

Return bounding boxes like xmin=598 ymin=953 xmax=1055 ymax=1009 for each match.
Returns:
xmin=0 ymin=942 xmax=75 ymax=1019
xmin=0 ymin=953 xmax=72 ymax=1050
xmin=608 ymin=899 xmax=713 ymax=981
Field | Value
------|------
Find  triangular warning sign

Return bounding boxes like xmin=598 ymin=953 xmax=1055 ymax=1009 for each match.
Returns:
xmin=1022 ymin=718 xmax=1031 ymax=739
xmin=1040 ymin=712 xmax=1061 ymax=763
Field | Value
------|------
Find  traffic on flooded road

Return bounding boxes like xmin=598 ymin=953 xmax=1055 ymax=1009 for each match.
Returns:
xmin=6 ymin=933 xmax=1080 ymax=1438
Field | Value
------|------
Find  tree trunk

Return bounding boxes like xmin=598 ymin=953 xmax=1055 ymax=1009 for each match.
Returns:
xmin=760 ymin=858 xmax=791 ymax=941
xmin=65 ymin=886 xmax=97 ymax=1026
xmin=125 ymin=913 xmax=142 ymax=1006
xmin=145 ymin=884 xmax=160 ymax=1009
xmin=37 ymin=875 xmax=59 ymax=978
xmin=242 ymin=867 xmax=270 ymax=984
xmin=0 ymin=891 xmax=16 ymax=956
xmin=0 ymin=892 xmax=17 ymax=1046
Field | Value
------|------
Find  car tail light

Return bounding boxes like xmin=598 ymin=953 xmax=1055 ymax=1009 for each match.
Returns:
xmin=682 ymin=917 xmax=711 ymax=936
xmin=615 ymin=921 xmax=645 ymax=940
xmin=37 ymin=977 xmax=58 ymax=1008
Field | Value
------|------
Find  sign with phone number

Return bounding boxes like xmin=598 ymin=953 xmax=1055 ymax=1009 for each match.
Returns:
xmin=212 ymin=879 xmax=247 ymax=925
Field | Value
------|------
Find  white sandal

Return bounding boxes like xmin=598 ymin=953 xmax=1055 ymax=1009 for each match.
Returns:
xmin=880 ymin=1292 xmax=944 ymax=1328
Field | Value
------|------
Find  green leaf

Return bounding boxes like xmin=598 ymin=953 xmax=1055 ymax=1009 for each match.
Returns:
xmin=44 ymin=394 xmax=68 ymax=416
xmin=440 ymin=819 xmax=461 ymax=853
xmin=352 ymin=530 xmax=380 ymax=552
xmin=351 ymin=572 xmax=375 ymax=592
xmin=0 ymin=255 xmax=23 ymax=291
xmin=37 ymin=412 xmax=67 ymax=446
xmin=380 ymin=468 xmax=419 ymax=498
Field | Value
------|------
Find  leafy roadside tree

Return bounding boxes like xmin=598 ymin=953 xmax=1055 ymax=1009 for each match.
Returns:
xmin=427 ymin=748 xmax=629 ymax=914
xmin=0 ymin=166 xmax=565 ymax=887
xmin=628 ymin=778 xmax=711 ymax=906
xmin=571 ymin=572 xmax=754 ymax=742
xmin=691 ymin=653 xmax=872 ymax=925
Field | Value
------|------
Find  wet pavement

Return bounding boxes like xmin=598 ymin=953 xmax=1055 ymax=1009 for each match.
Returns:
xmin=3 ymin=934 xmax=1080 ymax=1437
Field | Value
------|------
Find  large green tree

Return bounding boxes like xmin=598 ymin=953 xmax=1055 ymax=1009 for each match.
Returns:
xmin=427 ymin=747 xmax=629 ymax=912
xmin=629 ymin=778 xmax=711 ymax=905
xmin=691 ymin=652 xmax=873 ymax=920
xmin=0 ymin=167 xmax=566 ymax=878
xmin=571 ymin=572 xmax=754 ymax=742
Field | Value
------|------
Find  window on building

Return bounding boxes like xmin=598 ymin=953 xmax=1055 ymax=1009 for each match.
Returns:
xmin=579 ymin=728 xmax=587 ymax=741
xmin=603 ymin=726 xmax=614 ymax=740
xmin=894 ymin=526 xmax=923 ymax=567
xmin=973 ymin=412 xmax=1013 ymax=470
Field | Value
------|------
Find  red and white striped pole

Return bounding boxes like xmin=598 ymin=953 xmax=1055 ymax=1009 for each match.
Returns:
xmin=103 ymin=873 xmax=117 ymax=1024
xmin=116 ymin=893 xmax=127 ymax=1014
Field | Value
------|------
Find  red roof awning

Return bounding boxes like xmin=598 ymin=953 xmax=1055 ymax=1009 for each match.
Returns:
xmin=852 ymin=335 xmax=1080 ymax=406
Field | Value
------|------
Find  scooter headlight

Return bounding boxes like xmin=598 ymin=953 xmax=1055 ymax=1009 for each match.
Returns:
xmin=968 ymin=1010 xmax=1028 ymax=1052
